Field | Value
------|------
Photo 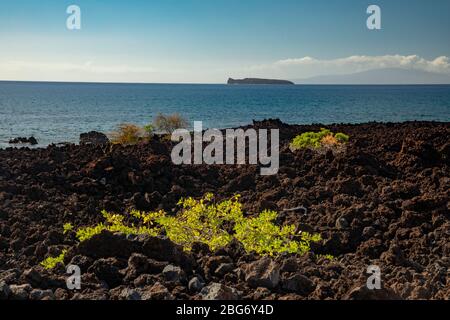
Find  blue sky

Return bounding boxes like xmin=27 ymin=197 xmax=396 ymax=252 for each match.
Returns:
xmin=0 ymin=0 xmax=449 ymax=83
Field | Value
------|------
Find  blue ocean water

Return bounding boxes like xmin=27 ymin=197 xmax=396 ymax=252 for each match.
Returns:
xmin=0 ymin=81 xmax=449 ymax=147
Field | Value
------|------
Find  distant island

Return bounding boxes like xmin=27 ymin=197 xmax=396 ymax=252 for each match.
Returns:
xmin=227 ymin=78 xmax=295 ymax=85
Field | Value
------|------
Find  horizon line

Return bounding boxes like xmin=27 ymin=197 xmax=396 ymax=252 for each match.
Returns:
xmin=1 ymin=80 xmax=450 ymax=86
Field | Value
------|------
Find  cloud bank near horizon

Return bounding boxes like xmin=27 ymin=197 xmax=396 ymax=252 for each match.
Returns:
xmin=1 ymin=54 xmax=449 ymax=83
xmin=243 ymin=55 xmax=450 ymax=80
xmin=276 ymin=55 xmax=450 ymax=72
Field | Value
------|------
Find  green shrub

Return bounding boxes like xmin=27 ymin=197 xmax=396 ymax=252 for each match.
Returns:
xmin=290 ymin=128 xmax=349 ymax=151
xmin=40 ymin=250 xmax=67 ymax=270
xmin=153 ymin=113 xmax=188 ymax=134
xmin=74 ymin=194 xmax=322 ymax=257
xmin=157 ymin=194 xmax=243 ymax=251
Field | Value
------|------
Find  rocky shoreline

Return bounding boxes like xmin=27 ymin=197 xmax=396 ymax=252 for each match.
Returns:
xmin=0 ymin=120 xmax=449 ymax=300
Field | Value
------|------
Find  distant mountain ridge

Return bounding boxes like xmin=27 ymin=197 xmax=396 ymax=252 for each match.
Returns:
xmin=228 ymin=78 xmax=294 ymax=85
xmin=293 ymin=68 xmax=450 ymax=85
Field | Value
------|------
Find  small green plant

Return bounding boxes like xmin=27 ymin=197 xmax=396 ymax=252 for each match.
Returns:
xmin=316 ymin=254 xmax=335 ymax=261
xmin=40 ymin=250 xmax=67 ymax=270
xmin=74 ymin=194 xmax=322 ymax=257
xmin=290 ymin=128 xmax=350 ymax=151
xmin=63 ymin=223 xmax=73 ymax=234
xmin=143 ymin=124 xmax=155 ymax=136
xmin=234 ymin=210 xmax=321 ymax=256
xmin=153 ymin=113 xmax=188 ymax=134
xmin=334 ymin=132 xmax=349 ymax=143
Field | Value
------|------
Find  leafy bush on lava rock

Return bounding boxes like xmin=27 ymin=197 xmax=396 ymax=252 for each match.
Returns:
xmin=73 ymin=194 xmax=322 ymax=257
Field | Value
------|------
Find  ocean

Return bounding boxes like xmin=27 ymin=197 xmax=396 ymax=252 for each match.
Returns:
xmin=0 ymin=81 xmax=449 ymax=148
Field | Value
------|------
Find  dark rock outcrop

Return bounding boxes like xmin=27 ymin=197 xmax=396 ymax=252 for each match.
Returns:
xmin=8 ymin=136 xmax=38 ymax=145
xmin=79 ymin=131 xmax=109 ymax=146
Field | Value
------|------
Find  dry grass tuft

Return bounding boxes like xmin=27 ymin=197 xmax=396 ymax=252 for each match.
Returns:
xmin=109 ymin=123 xmax=146 ymax=145
xmin=153 ymin=113 xmax=188 ymax=134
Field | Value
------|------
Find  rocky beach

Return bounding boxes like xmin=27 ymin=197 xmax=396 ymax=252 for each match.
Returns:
xmin=0 ymin=120 xmax=448 ymax=300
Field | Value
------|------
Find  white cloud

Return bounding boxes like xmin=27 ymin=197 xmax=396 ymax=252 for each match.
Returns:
xmin=273 ymin=54 xmax=450 ymax=74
